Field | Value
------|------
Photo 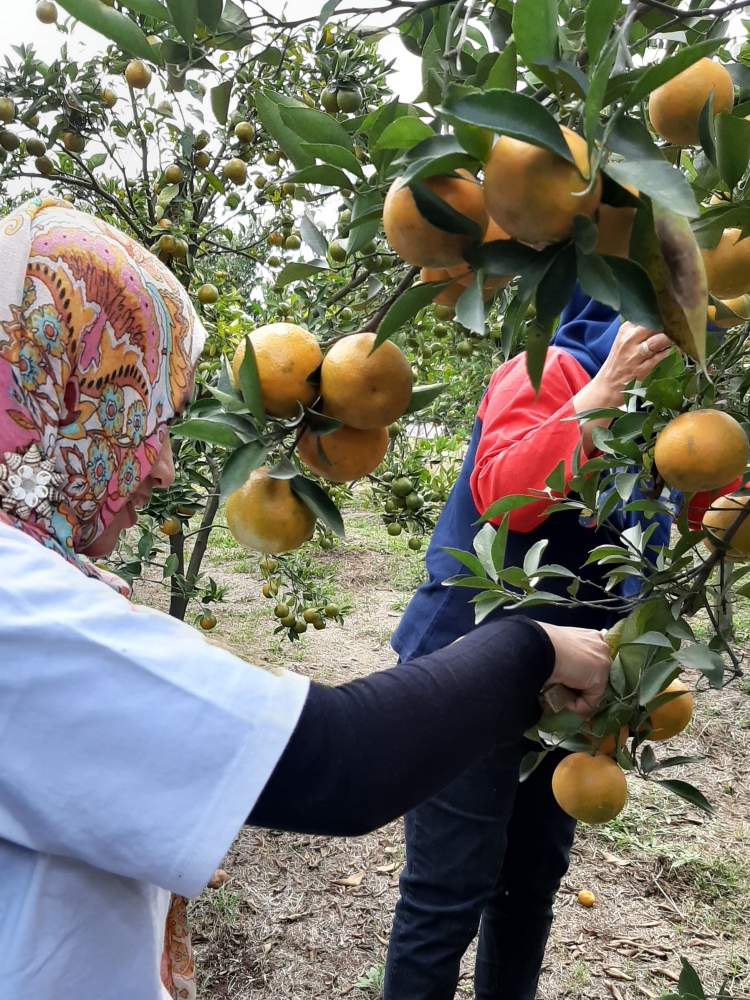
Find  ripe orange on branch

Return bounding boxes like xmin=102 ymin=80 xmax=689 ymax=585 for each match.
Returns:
xmin=703 ymin=494 xmax=750 ymax=559
xmin=226 ymin=468 xmax=316 ymax=554
xmin=701 ymin=229 xmax=750 ymax=299
xmin=482 ymin=127 xmax=602 ymax=246
xmin=320 ymin=332 xmax=413 ymax=430
xmin=642 ymin=680 xmax=694 ymax=741
xmin=383 ymin=170 xmax=489 ymax=268
xmin=232 ymin=323 xmax=322 ymax=419
xmin=648 ymin=58 xmax=733 ymax=146
xmin=654 ymin=409 xmax=749 ymax=492
xmin=297 ymin=424 xmax=389 ymax=482
xmin=551 ymin=752 xmax=628 ymax=824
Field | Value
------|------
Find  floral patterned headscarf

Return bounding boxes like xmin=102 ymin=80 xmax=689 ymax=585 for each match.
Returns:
xmin=0 ymin=198 xmax=206 ymax=999
xmin=0 ymin=197 xmax=205 ymax=588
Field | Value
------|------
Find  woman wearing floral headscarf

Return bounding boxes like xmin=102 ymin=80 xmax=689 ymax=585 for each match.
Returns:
xmin=0 ymin=198 xmax=611 ymax=1000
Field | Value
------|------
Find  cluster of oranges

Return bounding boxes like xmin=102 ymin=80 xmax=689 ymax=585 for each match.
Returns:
xmin=224 ymin=322 xmax=413 ymax=555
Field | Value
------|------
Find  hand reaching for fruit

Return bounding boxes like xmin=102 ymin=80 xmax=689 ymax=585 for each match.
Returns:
xmin=535 ymin=623 xmax=612 ymax=717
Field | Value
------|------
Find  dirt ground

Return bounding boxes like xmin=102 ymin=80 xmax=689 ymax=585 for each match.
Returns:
xmin=140 ymin=505 xmax=750 ymax=1000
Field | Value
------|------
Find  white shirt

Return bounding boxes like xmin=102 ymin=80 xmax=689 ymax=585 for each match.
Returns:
xmin=0 ymin=521 xmax=309 ymax=999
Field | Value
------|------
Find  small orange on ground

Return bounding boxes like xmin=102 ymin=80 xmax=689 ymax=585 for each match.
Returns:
xmin=701 ymin=229 xmax=750 ymax=299
xmin=654 ymin=409 xmax=749 ymax=492
xmin=160 ymin=517 xmax=181 ymax=535
xmin=703 ymin=494 xmax=750 ymax=559
xmin=642 ymin=680 xmax=694 ymax=742
xmin=383 ymin=170 xmax=489 ymax=269
xmin=319 ymin=332 xmax=413 ymax=430
xmin=482 ymin=126 xmax=602 ymax=246
xmin=707 ymin=294 xmax=750 ymax=328
xmin=578 ymin=890 xmax=596 ymax=908
xmin=226 ymin=467 xmax=316 ymax=554
xmin=595 ymin=184 xmax=639 ymax=259
xmin=552 ymin=752 xmax=628 ymax=824
xmin=297 ymin=424 xmax=389 ymax=482
xmin=199 ymin=613 xmax=217 ymax=631
xmin=125 ymin=60 xmax=152 ymax=89
xmin=232 ymin=323 xmax=322 ymax=419
xmin=648 ymin=58 xmax=734 ymax=146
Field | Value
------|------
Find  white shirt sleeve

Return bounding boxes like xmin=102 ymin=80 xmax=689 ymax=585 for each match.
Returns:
xmin=0 ymin=523 xmax=310 ymax=897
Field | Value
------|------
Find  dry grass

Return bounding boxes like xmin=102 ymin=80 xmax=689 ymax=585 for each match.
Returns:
xmin=138 ymin=508 xmax=750 ymax=1000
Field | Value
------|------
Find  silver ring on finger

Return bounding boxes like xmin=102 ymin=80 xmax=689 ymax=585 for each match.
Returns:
xmin=639 ymin=340 xmax=653 ymax=359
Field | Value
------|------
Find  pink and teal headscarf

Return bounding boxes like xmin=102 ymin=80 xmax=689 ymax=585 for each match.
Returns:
xmin=0 ymin=197 xmax=205 ymax=590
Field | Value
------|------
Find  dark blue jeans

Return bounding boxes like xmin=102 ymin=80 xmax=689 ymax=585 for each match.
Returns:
xmin=383 ymin=741 xmax=576 ymax=1000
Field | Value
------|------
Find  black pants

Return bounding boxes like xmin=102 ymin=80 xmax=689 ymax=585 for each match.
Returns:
xmin=384 ymin=741 xmax=576 ymax=1000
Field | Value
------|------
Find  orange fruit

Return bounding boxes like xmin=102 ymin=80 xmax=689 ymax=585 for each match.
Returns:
xmin=383 ymin=169 xmax=489 ymax=268
xmin=232 ymin=323 xmax=322 ymax=419
xmin=320 ymin=332 xmax=413 ymax=430
xmin=642 ymin=680 xmax=694 ymax=742
xmin=648 ymin=58 xmax=734 ymax=146
xmin=482 ymin=126 xmax=602 ymax=246
xmin=595 ymin=184 xmax=638 ymax=259
xmin=586 ymin=725 xmax=629 ymax=757
xmin=701 ymin=229 xmax=750 ymax=299
xmin=703 ymin=493 xmax=750 ymax=559
xmin=552 ymin=752 xmax=628 ymax=824
xmin=654 ymin=409 xmax=749 ymax=492
xmin=297 ymin=424 xmax=389 ymax=482
xmin=125 ymin=60 xmax=152 ymax=89
xmin=226 ymin=467 xmax=316 ymax=554
xmin=707 ymin=294 xmax=750 ymax=328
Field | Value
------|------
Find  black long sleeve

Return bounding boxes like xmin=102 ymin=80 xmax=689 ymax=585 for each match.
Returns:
xmin=248 ymin=616 xmax=555 ymax=837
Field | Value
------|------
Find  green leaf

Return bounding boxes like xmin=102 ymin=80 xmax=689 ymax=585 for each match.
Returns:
xmin=519 ymin=750 xmax=548 ymax=782
xmin=374 ymin=117 xmax=435 ymax=151
xmin=279 ymin=106 xmax=353 ymax=150
xmin=715 ymin=112 xmax=750 ymax=190
xmin=300 ymin=211 xmax=328 ymax=257
xmin=655 ymin=779 xmax=714 ymax=814
xmin=373 ymin=278 xmax=448 ymax=349
xmin=165 ymin=0 xmax=197 ymax=43
xmin=197 ymin=0 xmax=223 ymax=30
xmin=171 ymin=418 xmax=243 ymax=448
xmin=465 ymin=238 xmax=539 ymax=276
xmin=255 ymin=92 xmax=315 ymax=170
xmin=576 ymin=249 xmax=620 ymax=310
xmin=585 ymin=40 xmax=618 ymax=153
xmin=291 ymin=476 xmax=345 ymax=537
xmin=404 ymin=383 xmax=449 ymax=414
xmin=236 ymin=336 xmax=265 ymax=425
xmin=479 ymin=494 xmax=538 ymax=523
xmin=623 ymin=39 xmax=723 ymax=111
xmin=346 ymin=188 xmax=382 ymax=257
xmin=605 ymin=161 xmax=699 ymax=218
xmin=210 ymin=80 xmax=232 ymax=125
xmin=603 ymin=255 xmax=663 ymax=329
xmin=512 ymin=0 xmax=558 ymax=89
xmin=526 ymin=322 xmax=553 ymax=395
xmin=585 ymin=0 xmax=624 ymax=62
xmin=275 ymin=260 xmax=329 ymax=287
xmin=56 ymin=0 xmax=155 ymax=59
xmin=409 ymin=181 xmax=483 ymax=237
xmin=486 ymin=40 xmax=516 ymax=90
xmin=674 ymin=643 xmax=725 ymax=688
xmin=442 ymin=89 xmax=574 ymax=164
xmin=455 ymin=275 xmax=485 ymax=335
xmin=678 ymin=958 xmax=707 ymax=1000
xmin=219 ymin=441 xmax=267 ymax=501
xmin=299 ymin=142 xmax=364 ymax=177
